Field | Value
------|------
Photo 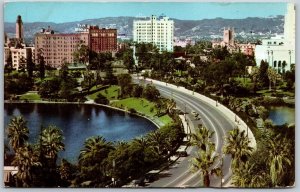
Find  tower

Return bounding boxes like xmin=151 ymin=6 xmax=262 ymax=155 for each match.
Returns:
xmin=16 ymin=15 xmax=24 ymax=41
xmin=223 ymin=27 xmax=234 ymax=45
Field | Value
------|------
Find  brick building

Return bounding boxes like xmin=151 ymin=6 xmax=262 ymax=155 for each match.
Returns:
xmin=35 ymin=25 xmax=117 ymax=68
xmin=35 ymin=29 xmax=89 ymax=68
xmin=89 ymin=26 xmax=117 ymax=53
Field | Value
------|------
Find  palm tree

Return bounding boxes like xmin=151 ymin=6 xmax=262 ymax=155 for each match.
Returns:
xmin=79 ymin=136 xmax=113 ymax=167
xmin=78 ymin=136 xmax=114 ymax=186
xmin=266 ymin=135 xmax=292 ymax=186
xmin=231 ymin=161 xmax=252 ymax=187
xmin=12 ymin=144 xmax=41 ymax=187
xmin=250 ymin=66 xmax=259 ymax=93
xmin=40 ymin=125 xmax=65 ymax=162
xmin=146 ymin=131 xmax=165 ymax=155
xmin=267 ymin=68 xmax=278 ymax=91
xmin=190 ymin=148 xmax=221 ymax=187
xmin=223 ymin=128 xmax=253 ymax=170
xmin=6 ymin=116 xmax=29 ymax=152
xmin=190 ymin=125 xmax=215 ymax=152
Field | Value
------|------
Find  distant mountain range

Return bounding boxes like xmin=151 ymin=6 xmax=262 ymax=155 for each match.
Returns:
xmin=4 ymin=15 xmax=284 ymax=42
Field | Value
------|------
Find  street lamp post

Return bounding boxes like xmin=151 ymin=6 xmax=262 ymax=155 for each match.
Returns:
xmin=246 ymin=118 xmax=249 ymax=137
xmin=289 ymin=50 xmax=291 ymax=69
xmin=220 ymin=154 xmax=224 ymax=188
xmin=112 ymin=159 xmax=116 ymax=187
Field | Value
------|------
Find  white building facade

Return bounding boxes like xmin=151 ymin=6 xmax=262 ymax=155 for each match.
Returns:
xmin=255 ymin=3 xmax=295 ymax=72
xmin=133 ymin=15 xmax=174 ymax=52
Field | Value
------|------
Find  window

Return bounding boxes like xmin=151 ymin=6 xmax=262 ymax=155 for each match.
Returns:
xmin=274 ymin=61 xmax=277 ymax=67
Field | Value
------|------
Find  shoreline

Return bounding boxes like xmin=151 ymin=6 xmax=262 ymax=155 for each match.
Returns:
xmin=4 ymin=99 xmax=162 ymax=129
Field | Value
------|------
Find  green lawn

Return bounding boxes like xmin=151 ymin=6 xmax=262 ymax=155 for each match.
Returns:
xmin=87 ymin=85 xmax=120 ymax=100
xmin=19 ymin=92 xmax=41 ymax=100
xmin=235 ymin=77 xmax=252 ymax=87
xmin=111 ymin=97 xmax=173 ymax=126
xmin=257 ymin=89 xmax=295 ymax=97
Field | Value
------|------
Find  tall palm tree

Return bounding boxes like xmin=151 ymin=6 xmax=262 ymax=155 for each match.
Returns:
xmin=231 ymin=161 xmax=252 ymax=187
xmin=146 ymin=131 xmax=165 ymax=155
xmin=6 ymin=116 xmax=29 ymax=152
xmin=12 ymin=144 xmax=41 ymax=187
xmin=190 ymin=148 xmax=221 ymax=187
xmin=223 ymin=128 xmax=253 ymax=170
xmin=266 ymin=135 xmax=292 ymax=186
xmin=190 ymin=125 xmax=215 ymax=152
xmin=78 ymin=136 xmax=113 ymax=186
xmin=79 ymin=136 xmax=113 ymax=167
xmin=40 ymin=125 xmax=65 ymax=162
xmin=267 ymin=68 xmax=278 ymax=91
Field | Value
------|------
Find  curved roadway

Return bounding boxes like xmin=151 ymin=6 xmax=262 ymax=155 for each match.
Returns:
xmin=134 ymin=77 xmax=237 ymax=188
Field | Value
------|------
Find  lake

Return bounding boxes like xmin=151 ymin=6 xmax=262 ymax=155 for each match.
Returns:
xmin=268 ymin=106 xmax=295 ymax=126
xmin=4 ymin=103 xmax=157 ymax=162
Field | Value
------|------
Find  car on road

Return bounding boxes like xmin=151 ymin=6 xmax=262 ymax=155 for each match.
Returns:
xmin=132 ymin=177 xmax=145 ymax=187
xmin=176 ymin=146 xmax=188 ymax=157
xmin=191 ymin=111 xmax=199 ymax=117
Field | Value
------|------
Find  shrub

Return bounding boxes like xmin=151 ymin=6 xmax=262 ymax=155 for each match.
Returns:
xmin=94 ymin=93 xmax=109 ymax=105
xmin=128 ymin=108 xmax=137 ymax=114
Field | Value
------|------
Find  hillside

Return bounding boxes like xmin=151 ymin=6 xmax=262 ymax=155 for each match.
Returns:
xmin=4 ymin=15 xmax=284 ymax=41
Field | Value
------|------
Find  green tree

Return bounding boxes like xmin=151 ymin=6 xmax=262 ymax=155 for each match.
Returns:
xmin=131 ymin=84 xmax=144 ymax=97
xmin=38 ymin=77 xmax=61 ymax=98
xmin=26 ymin=50 xmax=34 ymax=77
xmin=79 ymin=136 xmax=113 ymax=167
xmin=146 ymin=131 xmax=165 ymax=155
xmin=36 ymin=48 xmax=45 ymax=79
xmin=40 ymin=125 xmax=65 ymax=163
xmin=123 ymin=49 xmax=134 ymax=72
xmin=142 ymin=84 xmax=160 ymax=101
xmin=59 ymin=159 xmax=77 ymax=187
xmin=117 ymin=74 xmax=132 ymax=97
xmin=190 ymin=148 xmax=221 ymax=187
xmin=250 ymin=66 xmax=259 ymax=93
xmin=78 ymin=136 xmax=113 ymax=186
xmin=73 ymin=44 xmax=89 ymax=64
xmin=266 ymin=135 xmax=292 ymax=186
xmin=267 ymin=68 xmax=278 ymax=91
xmin=258 ymin=60 xmax=269 ymax=88
xmin=190 ymin=125 xmax=215 ymax=151
xmin=12 ymin=144 xmax=41 ymax=187
xmin=223 ymin=128 xmax=253 ymax=170
xmin=6 ymin=116 xmax=29 ymax=151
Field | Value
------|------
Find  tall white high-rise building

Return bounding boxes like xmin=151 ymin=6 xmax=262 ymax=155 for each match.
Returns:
xmin=133 ymin=15 xmax=174 ymax=52
xmin=284 ymin=3 xmax=295 ymax=46
xmin=255 ymin=3 xmax=295 ymax=72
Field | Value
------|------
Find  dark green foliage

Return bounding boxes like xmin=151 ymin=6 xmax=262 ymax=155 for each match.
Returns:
xmin=258 ymin=60 xmax=269 ymax=87
xmin=131 ymin=84 xmax=144 ymax=97
xmin=5 ymin=72 xmax=34 ymax=95
xmin=94 ymin=93 xmax=109 ymax=105
xmin=142 ymin=84 xmax=160 ymax=101
xmin=117 ymin=74 xmax=132 ymax=97
xmin=38 ymin=77 xmax=61 ymax=98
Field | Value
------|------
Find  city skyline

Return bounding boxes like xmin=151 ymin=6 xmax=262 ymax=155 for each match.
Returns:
xmin=4 ymin=2 xmax=287 ymax=23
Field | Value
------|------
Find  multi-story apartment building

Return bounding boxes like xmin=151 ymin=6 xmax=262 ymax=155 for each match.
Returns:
xmin=35 ymin=28 xmax=89 ymax=68
xmin=89 ymin=26 xmax=117 ymax=53
xmin=133 ymin=15 xmax=174 ymax=52
xmin=35 ymin=25 xmax=117 ymax=68
xmin=10 ymin=47 xmax=33 ymax=70
xmin=4 ymin=15 xmax=35 ymax=70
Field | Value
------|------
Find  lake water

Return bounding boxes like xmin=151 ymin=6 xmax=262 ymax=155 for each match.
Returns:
xmin=268 ymin=106 xmax=295 ymax=126
xmin=4 ymin=103 xmax=157 ymax=162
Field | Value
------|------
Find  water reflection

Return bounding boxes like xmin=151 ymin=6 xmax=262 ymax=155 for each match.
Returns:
xmin=268 ymin=106 xmax=295 ymax=126
xmin=4 ymin=103 xmax=157 ymax=162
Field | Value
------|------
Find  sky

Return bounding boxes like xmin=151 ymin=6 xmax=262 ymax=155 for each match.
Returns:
xmin=4 ymin=2 xmax=287 ymax=23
